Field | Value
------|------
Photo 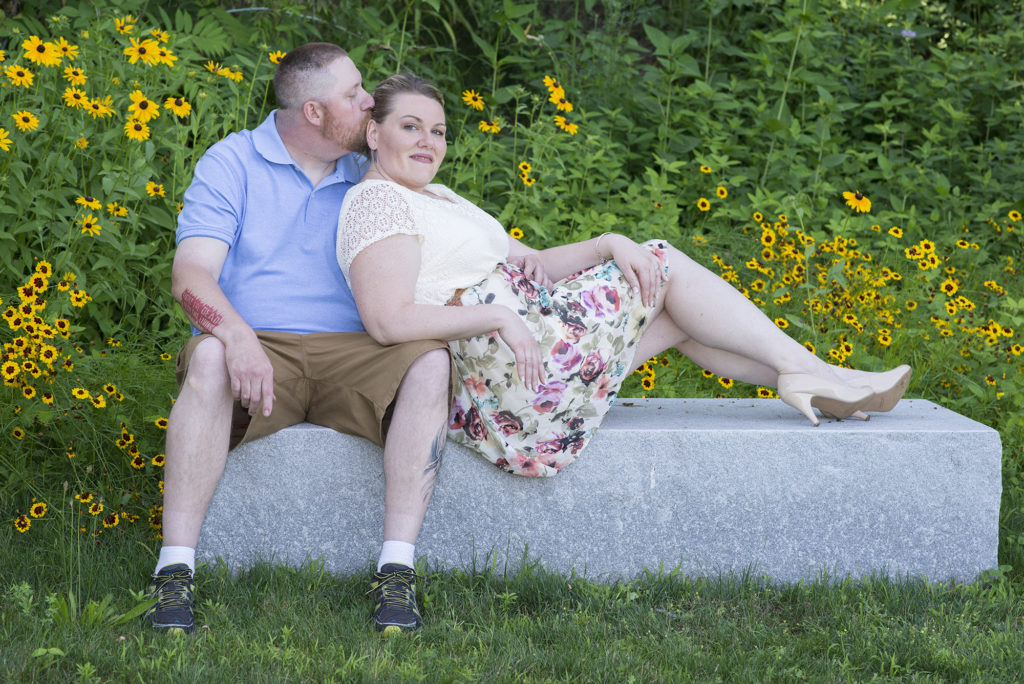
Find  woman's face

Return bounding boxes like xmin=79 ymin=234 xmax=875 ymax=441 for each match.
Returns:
xmin=366 ymin=92 xmax=447 ymax=192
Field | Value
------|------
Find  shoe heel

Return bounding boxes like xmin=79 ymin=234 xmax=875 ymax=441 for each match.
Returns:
xmin=782 ymin=390 xmax=820 ymax=427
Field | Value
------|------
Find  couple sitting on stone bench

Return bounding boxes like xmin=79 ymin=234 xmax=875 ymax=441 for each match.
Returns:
xmin=144 ymin=42 xmax=912 ymax=635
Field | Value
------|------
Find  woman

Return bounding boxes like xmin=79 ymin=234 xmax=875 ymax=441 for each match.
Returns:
xmin=336 ymin=74 xmax=911 ymax=477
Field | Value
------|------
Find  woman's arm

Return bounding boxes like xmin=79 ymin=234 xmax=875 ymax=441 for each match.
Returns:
xmin=508 ymin=233 xmax=667 ymax=307
xmin=349 ymin=234 xmax=545 ymax=389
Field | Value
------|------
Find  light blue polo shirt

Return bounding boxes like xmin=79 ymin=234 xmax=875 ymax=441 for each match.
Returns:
xmin=176 ymin=111 xmax=367 ymax=334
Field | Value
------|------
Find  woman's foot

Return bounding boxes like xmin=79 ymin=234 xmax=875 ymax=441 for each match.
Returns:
xmin=777 ymin=373 xmax=874 ymax=427
xmin=834 ymin=364 xmax=912 ymax=413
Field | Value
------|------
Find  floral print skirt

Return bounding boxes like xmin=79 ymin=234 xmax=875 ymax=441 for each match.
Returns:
xmin=447 ymin=239 xmax=668 ymax=476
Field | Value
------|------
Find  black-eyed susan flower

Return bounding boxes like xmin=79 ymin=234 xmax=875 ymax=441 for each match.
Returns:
xmin=803 ymin=341 xmax=816 ymax=354
xmin=128 ymin=89 xmax=160 ymax=122
xmin=123 ymin=37 xmax=159 ymax=65
xmin=54 ymin=37 xmax=78 ymax=60
xmin=115 ymin=15 xmax=136 ymax=34
xmin=1009 ymin=210 xmax=1022 ymax=222
xmin=718 ymin=376 xmax=734 ymax=389
xmin=76 ymin=195 xmax=101 ymax=210
xmin=22 ymin=385 xmax=36 ymax=400
xmin=30 ymin=502 xmax=47 ymax=518
xmin=478 ymin=118 xmax=501 ymax=134
xmin=63 ymin=64 xmax=86 ymax=84
xmin=543 ymin=75 xmax=561 ymax=91
xmin=641 ymin=376 xmax=655 ymax=390
xmin=940 ymin=277 xmax=958 ymax=296
xmin=160 ymin=352 xmax=172 ymax=361
xmin=75 ymin=137 xmax=88 ymax=149
xmin=0 ymin=128 xmax=11 ymax=152
xmin=124 ymin=118 xmax=150 ymax=141
xmin=888 ymin=226 xmax=903 ymax=238
xmin=520 ymin=174 xmax=535 ymax=187
xmin=268 ymin=50 xmax=286 ymax=64
xmin=15 ymin=515 xmax=31 ymax=533
xmin=700 ymin=165 xmax=712 ymax=174
xmin=548 ymin=88 xmax=573 ymax=112
xmin=106 ymin=201 xmax=128 ymax=217
xmin=71 ymin=387 xmax=89 ymax=400
xmin=152 ymin=453 xmax=165 ymax=467
xmin=701 ymin=369 xmax=714 ymax=378
xmin=757 ymin=387 xmax=774 ymax=398
xmin=79 ymin=214 xmax=102 ymax=237
xmin=0 ymin=49 xmax=5 ymax=61
xmin=13 ymin=110 xmax=39 ymax=132
xmin=146 ymin=181 xmax=165 ymax=197
xmin=5 ymin=64 xmax=34 ymax=87
xmin=697 ymin=197 xmax=710 ymax=212
xmin=91 ymin=394 xmax=106 ymax=409
xmin=461 ymin=89 xmax=485 ymax=110
xmin=89 ymin=502 xmax=104 ymax=515
xmin=63 ymin=86 xmax=88 ymax=108
xmin=518 ymin=161 xmax=531 ymax=174
xmin=509 ymin=227 xmax=524 ymax=239
xmin=86 ymin=95 xmax=114 ymax=119
xmin=553 ymin=115 xmax=578 ymax=135
xmin=103 ymin=513 xmax=120 ymax=528
xmin=155 ymin=47 xmax=177 ymax=67
xmin=41 ymin=392 xmax=55 ymax=406
xmin=12 ymin=427 xmax=25 ymax=440
xmin=131 ymin=455 xmax=145 ymax=469
xmin=155 ymin=417 xmax=169 ymax=429
xmin=774 ymin=317 xmax=789 ymax=329
xmin=22 ymin=36 xmax=62 ymax=67
xmin=74 ymin=491 xmax=92 ymax=502
xmin=716 ymin=185 xmax=727 ymax=199
xmin=69 ymin=289 xmax=90 ymax=307
xmin=842 ymin=190 xmax=871 ymax=213
xmin=163 ymin=95 xmax=191 ymax=118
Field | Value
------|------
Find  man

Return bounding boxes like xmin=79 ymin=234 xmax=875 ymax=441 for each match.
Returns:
xmin=144 ymin=42 xmax=453 ymax=635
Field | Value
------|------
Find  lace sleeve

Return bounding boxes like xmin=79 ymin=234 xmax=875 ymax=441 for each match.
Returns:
xmin=336 ymin=182 xmax=421 ymax=278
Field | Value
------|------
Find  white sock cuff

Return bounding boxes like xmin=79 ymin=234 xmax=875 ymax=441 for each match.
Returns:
xmin=377 ymin=540 xmax=415 ymax=571
xmin=156 ymin=545 xmax=196 ymax=574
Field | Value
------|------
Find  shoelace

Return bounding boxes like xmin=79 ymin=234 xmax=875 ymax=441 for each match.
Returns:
xmin=150 ymin=571 xmax=193 ymax=608
xmin=369 ymin=570 xmax=419 ymax=608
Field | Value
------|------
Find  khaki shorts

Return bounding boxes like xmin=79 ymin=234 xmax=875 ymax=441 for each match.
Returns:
xmin=175 ymin=331 xmax=455 ymax=450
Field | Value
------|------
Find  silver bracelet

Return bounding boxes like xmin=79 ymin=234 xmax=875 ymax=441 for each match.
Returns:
xmin=594 ymin=232 xmax=612 ymax=264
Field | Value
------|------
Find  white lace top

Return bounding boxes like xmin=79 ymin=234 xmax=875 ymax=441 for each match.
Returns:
xmin=336 ymin=179 xmax=509 ymax=305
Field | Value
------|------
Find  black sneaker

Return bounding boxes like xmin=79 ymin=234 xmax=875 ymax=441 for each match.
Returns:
xmin=145 ymin=563 xmax=196 ymax=634
xmin=369 ymin=563 xmax=422 ymax=634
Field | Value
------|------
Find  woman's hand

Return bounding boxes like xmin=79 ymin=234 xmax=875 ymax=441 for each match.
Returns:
xmin=507 ymin=254 xmax=553 ymax=290
xmin=604 ymin=234 xmax=666 ymax=307
xmin=495 ymin=306 xmax=545 ymax=391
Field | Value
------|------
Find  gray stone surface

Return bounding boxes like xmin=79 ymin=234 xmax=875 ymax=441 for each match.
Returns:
xmin=197 ymin=398 xmax=1001 ymax=583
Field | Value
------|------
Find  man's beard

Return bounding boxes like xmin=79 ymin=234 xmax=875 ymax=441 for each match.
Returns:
xmin=322 ymin=107 xmax=368 ymax=154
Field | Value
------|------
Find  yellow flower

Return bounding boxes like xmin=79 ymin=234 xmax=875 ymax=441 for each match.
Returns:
xmin=63 ymin=65 xmax=86 ymax=84
xmin=940 ymin=277 xmax=958 ymax=296
xmin=86 ymin=95 xmax=115 ymax=119
xmin=0 ymin=128 xmax=11 ymax=153
xmin=1009 ymin=210 xmax=1022 ymax=222
xmin=461 ymin=89 xmax=485 ymax=110
xmin=13 ymin=110 xmax=39 ymax=132
xmin=155 ymin=46 xmax=178 ymax=67
xmin=842 ymin=190 xmax=871 ymax=213
xmin=478 ymin=117 xmax=501 ymax=133
xmin=30 ymin=502 xmax=47 ymax=518
xmin=91 ymin=394 xmax=106 ymax=409
xmin=124 ymin=118 xmax=150 ymax=141
xmin=115 ymin=15 xmax=136 ymax=34
xmin=543 ymin=75 xmax=561 ymax=91
xmin=774 ymin=317 xmax=789 ymax=329
xmin=204 ymin=60 xmax=221 ymax=73
xmin=548 ymin=87 xmax=573 ymax=112
xmin=123 ymin=37 xmax=160 ymax=65
xmin=55 ymin=37 xmax=79 ymax=61
xmin=919 ymin=239 xmax=935 ymax=253
xmin=5 ymin=63 xmax=34 ymax=87
xmin=0 ymin=49 xmax=5 ymax=62
xmin=509 ymin=227 xmax=524 ymax=239
xmin=155 ymin=417 xmax=169 ymax=429
xmin=164 ymin=96 xmax=191 ymax=118
xmin=22 ymin=36 xmax=62 ymax=67
xmin=718 ymin=376 xmax=734 ymax=388
xmin=697 ymin=197 xmax=710 ymax=212
xmin=15 ymin=515 xmax=30 ymax=533
xmin=128 ymin=89 xmax=160 ymax=122
xmin=700 ymin=165 xmax=712 ymax=174
xmin=79 ymin=214 xmax=102 ymax=237
xmin=518 ymin=161 xmax=532 ymax=174
xmin=553 ymin=115 xmax=578 ymax=134
xmin=269 ymin=50 xmax=287 ymax=64
xmin=888 ymin=226 xmax=903 ymax=238
xmin=716 ymin=185 xmax=727 ymax=199
xmin=146 ymin=181 xmax=166 ymax=197
xmin=76 ymin=195 xmax=101 ymax=210
xmin=63 ymin=86 xmax=88 ymax=108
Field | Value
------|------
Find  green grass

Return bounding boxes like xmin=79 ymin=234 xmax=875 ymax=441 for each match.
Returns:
xmin=2 ymin=532 xmax=1023 ymax=682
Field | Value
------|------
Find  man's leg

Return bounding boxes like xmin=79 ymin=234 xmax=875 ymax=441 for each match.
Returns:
xmin=370 ymin=348 xmax=451 ymax=633
xmin=147 ymin=337 xmax=234 ymax=633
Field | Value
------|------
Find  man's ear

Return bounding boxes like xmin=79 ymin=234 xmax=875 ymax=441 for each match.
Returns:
xmin=365 ymin=119 xmax=379 ymax=150
xmin=302 ymin=100 xmax=323 ymax=127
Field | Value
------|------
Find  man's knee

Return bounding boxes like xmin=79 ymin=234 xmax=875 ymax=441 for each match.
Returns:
xmin=182 ymin=337 xmax=231 ymax=397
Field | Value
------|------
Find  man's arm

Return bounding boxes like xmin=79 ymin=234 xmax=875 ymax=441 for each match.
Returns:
xmin=172 ymin=237 xmax=276 ymax=416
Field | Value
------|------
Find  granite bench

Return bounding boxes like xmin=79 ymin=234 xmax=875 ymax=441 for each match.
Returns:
xmin=197 ymin=398 xmax=1002 ymax=584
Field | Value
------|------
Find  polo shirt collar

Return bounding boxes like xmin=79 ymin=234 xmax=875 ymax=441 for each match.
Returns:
xmin=252 ymin=109 xmax=367 ymax=185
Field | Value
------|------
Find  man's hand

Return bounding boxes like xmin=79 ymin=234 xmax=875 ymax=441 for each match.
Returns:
xmin=224 ymin=333 xmax=275 ymax=417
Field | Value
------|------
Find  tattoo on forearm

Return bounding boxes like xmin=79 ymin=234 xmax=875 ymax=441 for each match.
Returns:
xmin=181 ymin=288 xmax=224 ymax=332
xmin=421 ymin=427 xmax=446 ymax=502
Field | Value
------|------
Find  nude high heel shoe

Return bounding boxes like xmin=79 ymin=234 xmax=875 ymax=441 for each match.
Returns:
xmin=776 ymin=373 xmax=874 ymax=427
xmin=852 ymin=364 xmax=912 ymax=413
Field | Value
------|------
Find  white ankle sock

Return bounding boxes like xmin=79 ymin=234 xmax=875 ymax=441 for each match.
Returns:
xmin=377 ymin=541 xmax=415 ymax=571
xmin=155 ymin=546 xmax=196 ymax=574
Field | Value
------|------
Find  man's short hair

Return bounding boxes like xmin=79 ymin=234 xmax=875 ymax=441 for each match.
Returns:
xmin=273 ymin=43 xmax=349 ymax=110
